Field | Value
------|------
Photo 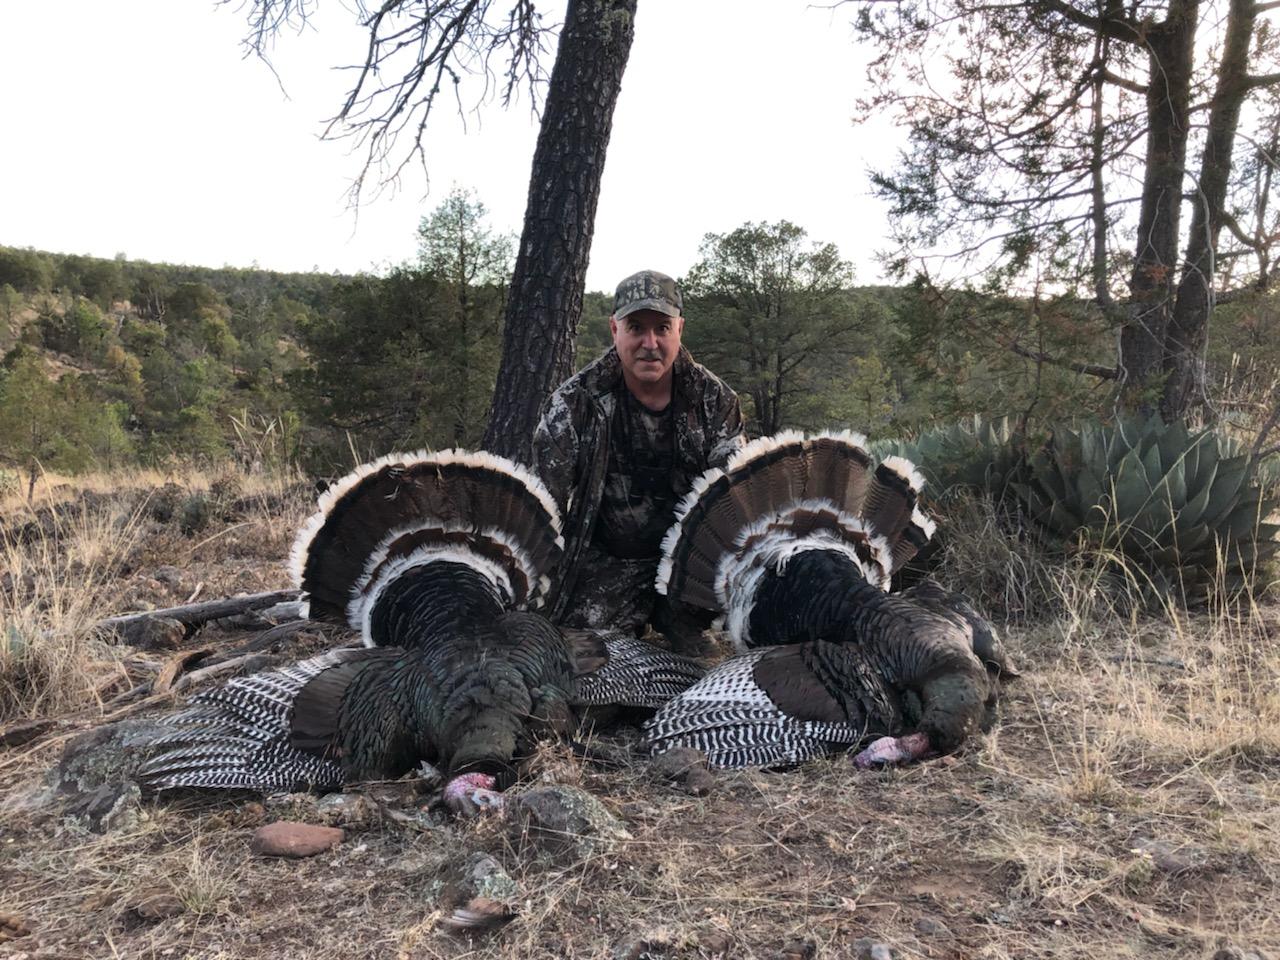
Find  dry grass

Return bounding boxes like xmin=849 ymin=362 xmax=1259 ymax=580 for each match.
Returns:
xmin=0 ymin=473 xmax=1277 ymax=959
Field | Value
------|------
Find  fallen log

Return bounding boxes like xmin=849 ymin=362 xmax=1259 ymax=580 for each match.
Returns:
xmin=95 ymin=589 xmax=303 ymax=646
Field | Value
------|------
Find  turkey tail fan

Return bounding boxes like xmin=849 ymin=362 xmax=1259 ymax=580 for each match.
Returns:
xmin=656 ymin=430 xmax=935 ymax=614
xmin=289 ymin=450 xmax=564 ymax=634
xmin=139 ymin=647 xmax=431 ymax=792
xmin=565 ymin=629 xmax=707 ymax=709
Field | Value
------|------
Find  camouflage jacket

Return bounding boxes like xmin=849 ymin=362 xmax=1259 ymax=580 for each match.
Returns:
xmin=533 ymin=346 xmax=745 ymax=620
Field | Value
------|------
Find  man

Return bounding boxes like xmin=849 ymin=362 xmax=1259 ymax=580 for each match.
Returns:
xmin=533 ymin=269 xmax=745 ymax=653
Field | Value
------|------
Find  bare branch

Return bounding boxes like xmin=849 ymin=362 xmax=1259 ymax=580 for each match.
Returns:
xmin=221 ymin=0 xmax=554 ymax=207
xmin=1007 ymin=340 xmax=1121 ymax=378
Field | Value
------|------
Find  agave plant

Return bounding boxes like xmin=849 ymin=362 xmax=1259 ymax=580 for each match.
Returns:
xmin=871 ymin=415 xmax=1025 ymax=498
xmin=1012 ymin=417 xmax=1279 ymax=601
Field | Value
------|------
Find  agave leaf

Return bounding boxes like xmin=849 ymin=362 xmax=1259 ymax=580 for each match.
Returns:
xmin=1161 ymin=455 xmax=1189 ymax=511
xmin=1111 ymin=447 xmax=1154 ymax=519
xmin=1156 ymin=419 xmax=1190 ymax=470
xmin=1201 ymin=456 xmax=1250 ymax=527
xmin=1140 ymin=441 xmax=1165 ymax=492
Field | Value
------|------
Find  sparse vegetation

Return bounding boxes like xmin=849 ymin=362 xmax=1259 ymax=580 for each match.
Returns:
xmin=1 ymin=469 xmax=1275 ymax=958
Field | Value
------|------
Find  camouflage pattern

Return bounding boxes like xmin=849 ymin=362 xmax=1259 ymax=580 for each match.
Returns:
xmin=533 ymin=346 xmax=745 ymax=651
xmin=612 ymin=269 xmax=683 ymax=320
xmin=593 ymin=388 xmax=680 ymax=558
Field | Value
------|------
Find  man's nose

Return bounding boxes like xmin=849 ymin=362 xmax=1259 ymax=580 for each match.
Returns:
xmin=640 ymin=329 xmax=658 ymax=348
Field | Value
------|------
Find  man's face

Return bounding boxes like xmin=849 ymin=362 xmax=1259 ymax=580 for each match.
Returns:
xmin=610 ymin=309 xmax=684 ymax=384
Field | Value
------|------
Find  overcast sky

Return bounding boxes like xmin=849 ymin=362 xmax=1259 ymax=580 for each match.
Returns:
xmin=1 ymin=1 xmax=901 ymax=292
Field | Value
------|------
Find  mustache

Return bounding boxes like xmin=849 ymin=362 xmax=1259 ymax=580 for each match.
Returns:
xmin=635 ymin=349 xmax=663 ymax=360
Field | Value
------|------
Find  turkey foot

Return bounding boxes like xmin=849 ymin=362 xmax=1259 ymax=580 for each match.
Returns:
xmin=443 ymin=773 xmax=504 ymax=818
xmin=853 ymin=731 xmax=934 ymax=769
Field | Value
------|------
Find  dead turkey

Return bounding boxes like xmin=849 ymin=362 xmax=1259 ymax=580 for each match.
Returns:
xmin=141 ymin=450 xmax=702 ymax=815
xmin=645 ymin=430 xmax=1009 ymax=770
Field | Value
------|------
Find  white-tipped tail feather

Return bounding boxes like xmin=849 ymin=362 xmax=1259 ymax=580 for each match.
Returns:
xmin=655 ymin=432 xmax=934 ymax=637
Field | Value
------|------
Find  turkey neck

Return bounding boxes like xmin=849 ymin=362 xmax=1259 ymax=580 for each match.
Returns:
xmin=746 ymin=548 xmax=888 ymax=647
xmin=367 ymin=561 xmax=506 ymax=650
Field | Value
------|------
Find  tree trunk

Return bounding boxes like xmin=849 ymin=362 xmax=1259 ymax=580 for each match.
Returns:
xmin=1161 ymin=0 xmax=1256 ymax=419
xmin=1118 ymin=0 xmax=1198 ymax=409
xmin=482 ymin=0 xmax=638 ymax=462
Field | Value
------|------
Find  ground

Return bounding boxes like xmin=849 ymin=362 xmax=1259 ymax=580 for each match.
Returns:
xmin=0 ymin=472 xmax=1277 ymax=959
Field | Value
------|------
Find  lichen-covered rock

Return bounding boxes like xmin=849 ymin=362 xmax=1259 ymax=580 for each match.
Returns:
xmin=51 ymin=720 xmax=168 ymax=796
xmin=64 ymin=781 xmax=142 ymax=833
xmin=508 ymin=784 xmax=630 ymax=859
xmin=456 ymin=853 xmax=518 ymax=903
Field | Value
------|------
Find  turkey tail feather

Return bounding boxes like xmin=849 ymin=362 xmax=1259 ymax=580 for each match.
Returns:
xmin=656 ymin=431 xmax=935 ymax=649
xmin=290 ymin=450 xmax=564 ymax=635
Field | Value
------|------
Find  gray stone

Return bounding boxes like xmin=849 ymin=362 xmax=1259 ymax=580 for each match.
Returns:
xmin=447 ymin=853 xmax=518 ymax=904
xmin=64 ymin=781 xmax=142 ymax=833
xmin=509 ymin=784 xmax=631 ymax=859
xmin=913 ymin=915 xmax=953 ymax=939
xmin=50 ymin=719 xmax=169 ymax=798
xmin=853 ymin=938 xmax=895 ymax=960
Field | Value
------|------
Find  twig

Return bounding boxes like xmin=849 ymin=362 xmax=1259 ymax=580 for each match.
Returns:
xmin=1107 ymin=654 xmax=1188 ymax=669
xmin=170 ymin=654 xmax=273 ymax=694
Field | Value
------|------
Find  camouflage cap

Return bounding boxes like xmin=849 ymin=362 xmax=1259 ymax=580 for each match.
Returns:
xmin=613 ymin=269 xmax=683 ymax=320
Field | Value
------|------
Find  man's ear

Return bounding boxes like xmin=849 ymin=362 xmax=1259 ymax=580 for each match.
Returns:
xmin=609 ymin=314 xmax=619 ymax=340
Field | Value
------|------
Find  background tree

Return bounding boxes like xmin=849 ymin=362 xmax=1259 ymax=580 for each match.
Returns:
xmin=849 ymin=0 xmax=1280 ymax=420
xmin=221 ymin=0 xmax=638 ymax=461
xmin=0 ymin=349 xmax=133 ymax=498
xmin=418 ymin=188 xmax=513 ymax=444
xmin=683 ymin=221 xmax=869 ymax=434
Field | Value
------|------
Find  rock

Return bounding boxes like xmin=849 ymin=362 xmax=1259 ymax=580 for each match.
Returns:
xmin=51 ymin=719 xmax=170 ymax=799
xmin=1212 ymin=948 xmax=1269 ymax=960
xmin=64 ymin=781 xmax=142 ymax=833
xmin=443 ymin=853 xmax=518 ymax=905
xmin=508 ymin=784 xmax=631 ymax=859
xmin=1132 ymin=837 xmax=1204 ymax=877
xmin=649 ymin=747 xmax=717 ymax=796
xmin=250 ymin=821 xmax=344 ymax=858
xmin=852 ymin=938 xmax=895 ymax=960
xmin=700 ymin=931 xmax=733 ymax=957
xmin=130 ymin=887 xmax=185 ymax=922
xmin=779 ymin=939 xmax=816 ymax=960
xmin=0 ymin=910 xmax=31 ymax=942
xmin=913 ymin=916 xmax=953 ymax=939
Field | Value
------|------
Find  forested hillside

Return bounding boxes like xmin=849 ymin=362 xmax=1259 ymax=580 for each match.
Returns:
xmin=5 ymin=195 xmax=1280 ymax=499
